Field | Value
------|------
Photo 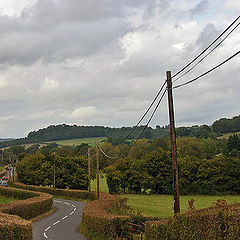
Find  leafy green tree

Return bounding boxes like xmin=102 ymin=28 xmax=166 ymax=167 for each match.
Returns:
xmin=143 ymin=147 xmax=172 ymax=194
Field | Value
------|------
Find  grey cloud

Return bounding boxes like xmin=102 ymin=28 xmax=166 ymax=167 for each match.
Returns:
xmin=195 ymin=23 xmax=220 ymax=49
xmin=191 ymin=0 xmax=208 ymax=16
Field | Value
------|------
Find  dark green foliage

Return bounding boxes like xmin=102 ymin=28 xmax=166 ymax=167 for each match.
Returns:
xmin=16 ymin=153 xmax=88 ymax=190
xmin=212 ymin=115 xmax=240 ymax=133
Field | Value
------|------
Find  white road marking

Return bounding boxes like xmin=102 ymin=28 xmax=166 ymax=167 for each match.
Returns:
xmin=62 ymin=215 xmax=68 ymax=220
xmin=53 ymin=220 xmax=60 ymax=226
xmin=45 ymin=226 xmax=51 ymax=231
xmin=42 ymin=199 xmax=78 ymax=238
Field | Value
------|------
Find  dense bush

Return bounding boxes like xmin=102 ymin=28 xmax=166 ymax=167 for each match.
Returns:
xmin=16 ymin=152 xmax=89 ymax=189
xmin=145 ymin=203 xmax=240 ymax=240
xmin=106 ymin=146 xmax=240 ymax=195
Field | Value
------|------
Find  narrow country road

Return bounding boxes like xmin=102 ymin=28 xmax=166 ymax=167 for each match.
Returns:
xmin=33 ymin=199 xmax=87 ymax=240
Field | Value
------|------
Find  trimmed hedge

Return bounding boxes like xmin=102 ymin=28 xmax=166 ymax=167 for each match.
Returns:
xmin=81 ymin=192 xmax=131 ymax=240
xmin=9 ymin=181 xmax=97 ymax=201
xmin=0 ymin=186 xmax=53 ymax=240
xmin=145 ymin=203 xmax=240 ymax=240
xmin=0 ymin=165 xmax=8 ymax=177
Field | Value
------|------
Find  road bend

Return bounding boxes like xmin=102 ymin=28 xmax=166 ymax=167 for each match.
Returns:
xmin=33 ymin=199 xmax=87 ymax=240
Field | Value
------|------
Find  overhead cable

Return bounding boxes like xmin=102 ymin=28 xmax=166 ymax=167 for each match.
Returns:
xmin=173 ymin=21 xmax=240 ymax=83
xmin=131 ymin=88 xmax=167 ymax=147
xmin=119 ymin=80 xmax=167 ymax=143
xmin=99 ymin=146 xmax=118 ymax=159
xmin=172 ymin=15 xmax=240 ymax=79
xmin=173 ymin=50 xmax=240 ymax=89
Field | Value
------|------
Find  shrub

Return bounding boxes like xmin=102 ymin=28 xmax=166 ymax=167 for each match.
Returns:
xmin=145 ymin=203 xmax=240 ymax=240
xmin=81 ymin=192 xmax=131 ymax=240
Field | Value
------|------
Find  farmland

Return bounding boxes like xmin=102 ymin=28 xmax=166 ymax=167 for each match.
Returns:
xmin=47 ymin=137 xmax=107 ymax=146
xmin=92 ymin=174 xmax=240 ymax=218
xmin=217 ymin=131 xmax=240 ymax=139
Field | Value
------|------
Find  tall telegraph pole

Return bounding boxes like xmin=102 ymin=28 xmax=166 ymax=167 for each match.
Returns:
xmin=88 ymin=147 xmax=91 ymax=192
xmin=53 ymin=153 xmax=56 ymax=189
xmin=166 ymin=71 xmax=180 ymax=214
xmin=96 ymin=140 xmax=100 ymax=199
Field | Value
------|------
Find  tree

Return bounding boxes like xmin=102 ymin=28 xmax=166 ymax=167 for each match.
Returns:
xmin=143 ymin=147 xmax=172 ymax=194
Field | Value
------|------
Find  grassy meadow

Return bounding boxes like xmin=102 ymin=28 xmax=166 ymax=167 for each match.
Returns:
xmin=119 ymin=194 xmax=240 ymax=218
xmin=93 ymin=174 xmax=240 ymax=218
xmin=47 ymin=137 xmax=107 ymax=146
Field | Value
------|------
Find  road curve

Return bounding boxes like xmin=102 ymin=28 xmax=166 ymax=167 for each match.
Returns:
xmin=33 ymin=199 xmax=87 ymax=240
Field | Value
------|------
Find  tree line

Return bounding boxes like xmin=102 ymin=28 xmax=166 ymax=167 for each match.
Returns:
xmin=0 ymin=115 xmax=239 ymax=148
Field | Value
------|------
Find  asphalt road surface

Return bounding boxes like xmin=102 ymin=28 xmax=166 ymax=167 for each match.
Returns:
xmin=33 ymin=199 xmax=87 ymax=240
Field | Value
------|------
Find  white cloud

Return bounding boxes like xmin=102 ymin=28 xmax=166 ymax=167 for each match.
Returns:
xmin=70 ymin=106 xmax=98 ymax=120
xmin=42 ymin=76 xmax=59 ymax=90
xmin=0 ymin=77 xmax=8 ymax=88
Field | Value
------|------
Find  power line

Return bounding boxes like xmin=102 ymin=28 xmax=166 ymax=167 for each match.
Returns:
xmin=172 ymin=15 xmax=240 ymax=79
xmin=173 ymin=50 xmax=240 ymax=89
xmin=99 ymin=146 xmax=118 ymax=159
xmin=173 ymin=20 xmax=240 ymax=83
xmin=119 ymin=80 xmax=166 ymax=144
xmin=131 ymin=88 xmax=167 ymax=147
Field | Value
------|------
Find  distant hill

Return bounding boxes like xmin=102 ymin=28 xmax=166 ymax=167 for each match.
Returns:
xmin=212 ymin=115 xmax=240 ymax=133
xmin=0 ymin=114 xmax=239 ymax=148
xmin=0 ymin=124 xmax=170 ymax=148
xmin=0 ymin=138 xmax=14 ymax=142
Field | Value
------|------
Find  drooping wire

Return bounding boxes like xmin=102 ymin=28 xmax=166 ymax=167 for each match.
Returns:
xmin=172 ymin=15 xmax=240 ymax=79
xmin=173 ymin=50 xmax=240 ymax=89
xmin=99 ymin=146 xmax=118 ymax=159
xmin=173 ymin=21 xmax=240 ymax=83
xmin=119 ymin=80 xmax=167 ymax=144
xmin=130 ymin=88 xmax=167 ymax=149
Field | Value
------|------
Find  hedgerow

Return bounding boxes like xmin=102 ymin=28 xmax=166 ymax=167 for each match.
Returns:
xmin=0 ymin=165 xmax=8 ymax=177
xmin=9 ymin=181 xmax=97 ymax=201
xmin=145 ymin=203 xmax=240 ymax=240
xmin=81 ymin=193 xmax=132 ymax=240
xmin=0 ymin=186 xmax=53 ymax=240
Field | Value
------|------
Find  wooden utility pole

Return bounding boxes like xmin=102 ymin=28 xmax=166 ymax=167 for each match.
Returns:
xmin=53 ymin=153 xmax=56 ymax=189
xmin=12 ymin=155 xmax=15 ymax=183
xmin=96 ymin=140 xmax=100 ymax=199
xmin=88 ymin=147 xmax=91 ymax=192
xmin=166 ymin=71 xmax=180 ymax=215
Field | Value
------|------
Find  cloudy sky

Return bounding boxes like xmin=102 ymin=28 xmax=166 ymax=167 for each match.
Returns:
xmin=0 ymin=0 xmax=239 ymax=138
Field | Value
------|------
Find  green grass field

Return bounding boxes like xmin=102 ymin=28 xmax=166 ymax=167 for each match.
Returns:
xmin=218 ymin=131 xmax=240 ymax=139
xmin=91 ymin=173 xmax=109 ymax=193
xmin=0 ymin=196 xmax=15 ymax=204
xmin=92 ymin=174 xmax=240 ymax=218
xmin=120 ymin=194 xmax=240 ymax=218
xmin=47 ymin=137 xmax=107 ymax=146
xmin=0 ymin=167 xmax=2 ymax=172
